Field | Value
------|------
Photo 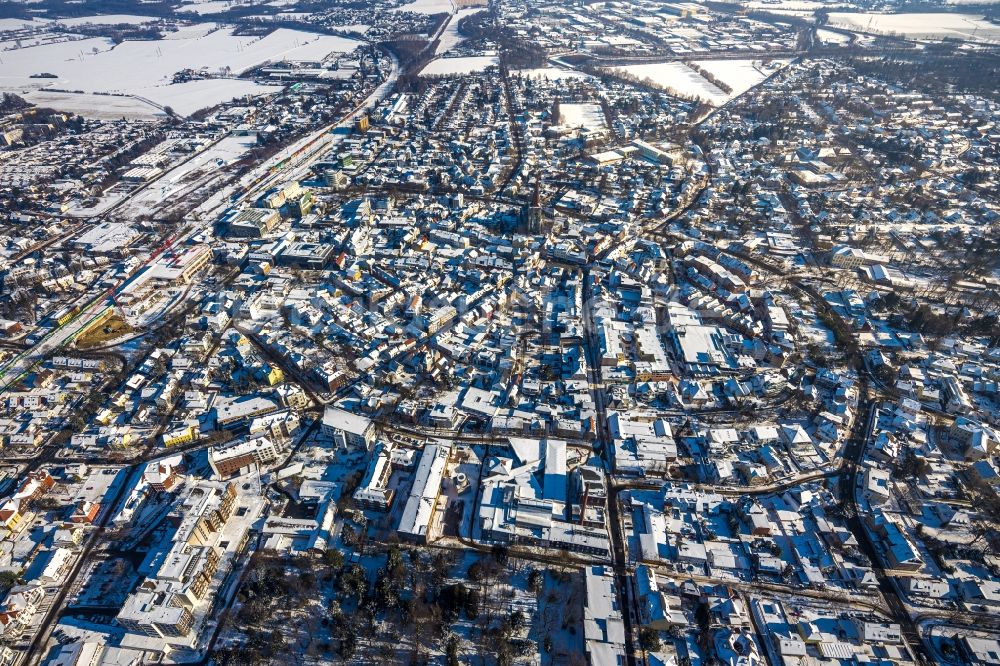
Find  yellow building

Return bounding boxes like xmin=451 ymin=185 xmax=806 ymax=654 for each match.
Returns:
xmin=265 ymin=366 xmax=284 ymax=386
xmin=162 ymin=426 xmax=197 ymax=448
xmin=0 ymin=500 xmax=24 ymax=532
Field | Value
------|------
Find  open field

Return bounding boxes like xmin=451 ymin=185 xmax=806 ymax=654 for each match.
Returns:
xmin=76 ymin=313 xmax=134 ymax=349
xmin=394 ymin=0 xmax=455 ymax=14
xmin=420 ymin=54 xmax=498 ymax=76
xmin=21 ymin=91 xmax=165 ymax=119
xmin=435 ymin=7 xmax=484 ymax=55
xmin=828 ymin=12 xmax=1000 ymax=42
xmin=0 ymin=25 xmax=360 ymax=115
xmin=559 ymin=102 xmax=607 ymax=131
xmin=56 ymin=15 xmax=163 ymax=26
xmin=613 ymin=61 xmax=728 ymax=104
xmin=613 ymin=58 xmax=789 ymax=106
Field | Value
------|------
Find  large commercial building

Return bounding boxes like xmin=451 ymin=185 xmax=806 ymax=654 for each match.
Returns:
xmin=208 ymin=435 xmax=287 ymax=480
xmin=321 ymin=406 xmax=376 ymax=450
xmin=398 ymin=444 xmax=449 ymax=543
xmin=116 ymin=483 xmax=239 ymax=644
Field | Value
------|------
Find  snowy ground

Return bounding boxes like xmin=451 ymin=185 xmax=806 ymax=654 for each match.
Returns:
xmin=614 ymin=59 xmax=789 ymax=106
xmin=742 ymin=0 xmax=847 ymax=9
xmin=828 ymin=11 xmax=1000 ymax=42
xmin=143 ymin=79 xmax=283 ymax=116
xmin=614 ymin=61 xmax=728 ymax=104
xmin=693 ymin=58 xmax=789 ymax=95
xmin=55 ymin=15 xmax=164 ymax=26
xmin=435 ymin=7 xmax=484 ymax=55
xmin=22 ymin=91 xmax=165 ymax=119
xmin=559 ymin=102 xmax=607 ymax=131
xmin=175 ymin=0 xmax=242 ymax=14
xmin=393 ymin=0 xmax=455 ymax=14
xmin=816 ymin=28 xmax=851 ymax=44
xmin=420 ymin=54 xmax=499 ymax=76
xmin=0 ymin=17 xmax=51 ymax=30
xmin=0 ymin=26 xmax=359 ymax=115
xmin=513 ymin=67 xmax=591 ymax=81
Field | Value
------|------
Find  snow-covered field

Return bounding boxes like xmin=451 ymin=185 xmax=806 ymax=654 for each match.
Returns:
xmin=0 ymin=26 xmax=358 ymax=115
xmin=828 ymin=12 xmax=1000 ymax=42
xmin=435 ymin=7 xmax=484 ymax=55
xmin=559 ymin=102 xmax=606 ymax=131
xmin=816 ymin=28 xmax=851 ymax=44
xmin=176 ymin=0 xmax=241 ymax=14
xmin=55 ymin=15 xmax=163 ymax=26
xmin=141 ymin=79 xmax=283 ymax=116
xmin=0 ymin=17 xmax=50 ymax=30
xmin=614 ymin=59 xmax=788 ymax=106
xmin=394 ymin=0 xmax=455 ymax=14
xmin=420 ymin=54 xmax=498 ymax=76
xmin=513 ymin=67 xmax=591 ymax=81
xmin=743 ymin=0 xmax=846 ymax=9
xmin=694 ymin=58 xmax=789 ymax=95
xmin=22 ymin=90 xmax=164 ymax=119
xmin=615 ymin=61 xmax=728 ymax=104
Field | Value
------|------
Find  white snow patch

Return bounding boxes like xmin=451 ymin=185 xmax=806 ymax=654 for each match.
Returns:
xmin=0 ymin=17 xmax=52 ymax=31
xmin=55 ymin=15 xmax=164 ymax=26
xmin=394 ymin=0 xmax=455 ymax=14
xmin=21 ymin=90 xmax=164 ymax=119
xmin=175 ymin=0 xmax=241 ymax=15
xmin=513 ymin=67 xmax=591 ymax=81
xmin=559 ymin=102 xmax=606 ymax=131
xmin=435 ymin=7 xmax=484 ymax=55
xmin=614 ymin=61 xmax=728 ymax=104
xmin=420 ymin=54 xmax=498 ymax=76
xmin=828 ymin=12 xmax=1000 ymax=42
xmin=0 ymin=27 xmax=360 ymax=114
xmin=614 ymin=59 xmax=789 ymax=106
xmin=140 ymin=79 xmax=283 ymax=116
xmin=817 ymin=28 xmax=850 ymax=43
xmin=692 ymin=58 xmax=789 ymax=96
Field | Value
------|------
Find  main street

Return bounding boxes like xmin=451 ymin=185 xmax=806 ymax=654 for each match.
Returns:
xmin=580 ymin=266 xmax=642 ymax=666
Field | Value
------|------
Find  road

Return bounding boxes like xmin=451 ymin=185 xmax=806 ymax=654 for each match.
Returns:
xmin=580 ymin=267 xmax=641 ymax=666
xmin=841 ymin=395 xmax=935 ymax=666
xmin=23 ymin=464 xmax=145 ymax=666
